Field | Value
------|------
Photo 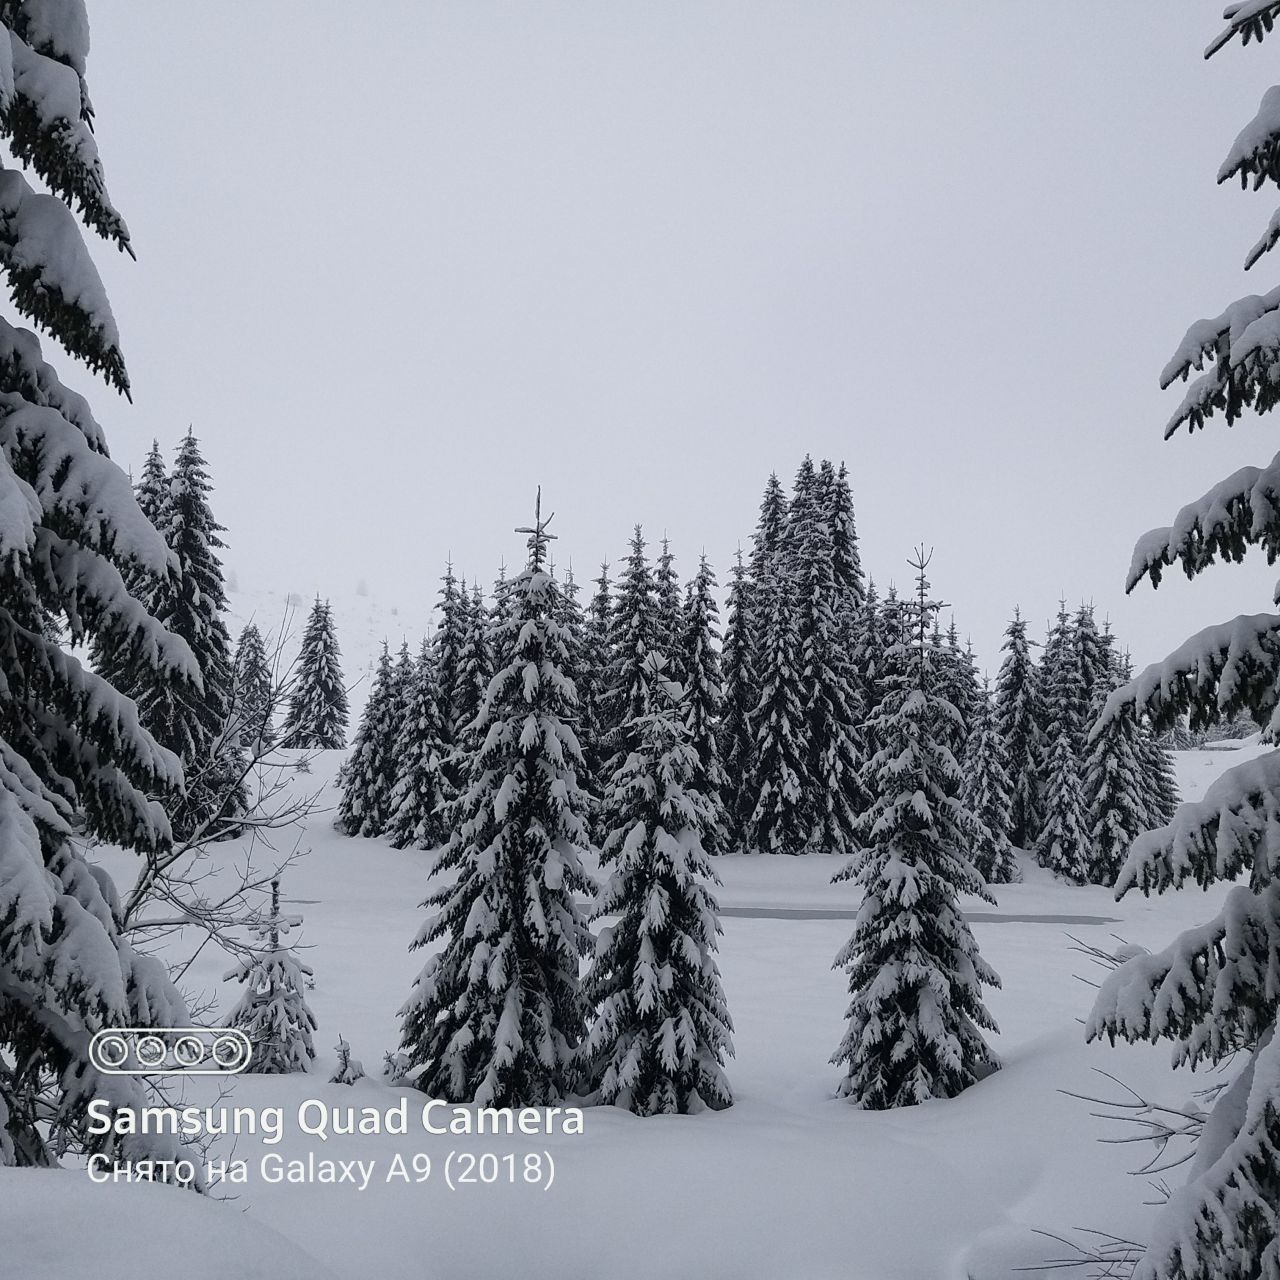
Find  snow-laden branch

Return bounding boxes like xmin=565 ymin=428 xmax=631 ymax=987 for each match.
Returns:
xmin=1097 ymin=614 xmax=1280 ymax=736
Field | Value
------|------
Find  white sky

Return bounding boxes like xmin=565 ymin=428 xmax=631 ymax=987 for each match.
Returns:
xmin=45 ymin=3 xmax=1280 ymax=674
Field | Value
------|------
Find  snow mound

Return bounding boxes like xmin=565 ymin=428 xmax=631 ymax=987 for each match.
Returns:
xmin=1 ymin=1167 xmax=338 ymax=1280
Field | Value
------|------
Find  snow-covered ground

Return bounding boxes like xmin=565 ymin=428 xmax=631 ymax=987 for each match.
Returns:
xmin=44 ymin=582 xmax=1262 ymax=1279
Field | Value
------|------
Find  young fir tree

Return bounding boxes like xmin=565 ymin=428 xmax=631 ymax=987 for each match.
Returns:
xmin=399 ymin=493 xmax=595 ymax=1106
xmin=718 ymin=548 xmax=757 ymax=853
xmin=231 ymin=622 xmax=274 ymax=754
xmin=1074 ymin=604 xmax=1111 ymax=738
xmin=1034 ymin=603 xmax=1092 ymax=882
xmin=281 ymin=596 xmax=348 ymax=749
xmin=138 ymin=430 xmax=245 ymax=840
xmin=602 ymin=526 xmax=659 ymax=771
xmin=0 ymin=0 xmax=206 ymax=1176
xmin=792 ymin=480 xmax=863 ymax=856
xmin=745 ymin=565 xmax=809 ymax=856
xmin=581 ymin=654 xmax=734 ymax=1114
xmin=831 ymin=549 xmax=1001 ymax=1108
xmin=680 ymin=555 xmax=731 ymax=856
xmin=994 ymin=609 xmax=1044 ymax=849
xmin=386 ymin=638 xmax=448 ymax=851
xmin=337 ymin=643 xmax=401 ymax=837
xmin=225 ymin=879 xmax=317 ymax=1074
xmin=961 ymin=682 xmax=1019 ymax=884
xmin=654 ymin=536 xmax=683 ymax=680
xmin=1085 ymin=24 xmax=1280 ymax=1267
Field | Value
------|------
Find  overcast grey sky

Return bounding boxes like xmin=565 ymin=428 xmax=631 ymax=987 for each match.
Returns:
xmin=47 ymin=3 xmax=1280 ymax=674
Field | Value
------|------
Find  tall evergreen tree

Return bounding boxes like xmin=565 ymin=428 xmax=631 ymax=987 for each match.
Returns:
xmin=961 ymin=682 xmax=1019 ymax=884
xmin=387 ymin=638 xmax=448 ymax=850
xmin=1082 ymin=668 xmax=1146 ymax=887
xmin=792 ymin=481 xmax=863 ymax=855
xmin=745 ymin=566 xmax=808 ymax=856
xmin=399 ymin=494 xmax=595 ymax=1105
xmin=281 ymin=597 xmax=348 ymax=749
xmin=1034 ymin=603 xmax=1092 ymax=882
xmin=1086 ymin=16 xmax=1280 ymax=1272
xmin=451 ymin=583 xmax=494 ymax=753
xmin=140 ymin=430 xmax=244 ymax=839
xmin=823 ymin=459 xmax=865 ymax=630
xmin=337 ymin=643 xmax=401 ymax=837
xmin=832 ymin=549 xmax=1000 ymax=1108
xmin=580 ymin=562 xmax=613 ymax=812
xmin=717 ymin=548 xmax=757 ymax=853
xmin=680 ymin=555 xmax=731 ymax=856
xmin=0 ymin=0 xmax=202 ymax=1174
xmin=654 ymin=536 xmax=683 ymax=679
xmin=581 ymin=656 xmax=733 ymax=1115
xmin=994 ymin=609 xmax=1043 ymax=848
xmin=433 ymin=560 xmax=466 ymax=745
xmin=748 ymin=472 xmax=790 ymax=592
xmin=232 ymin=622 xmax=274 ymax=754
xmin=602 ymin=526 xmax=659 ymax=771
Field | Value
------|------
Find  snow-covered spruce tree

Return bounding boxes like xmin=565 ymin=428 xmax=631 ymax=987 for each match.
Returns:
xmin=281 ymin=596 xmax=348 ymax=749
xmin=1138 ymin=716 xmax=1180 ymax=831
xmin=1034 ymin=603 xmax=1092 ymax=882
xmin=602 ymin=525 xmax=659 ymax=772
xmin=822 ymin=458 xmax=865 ymax=645
xmin=136 ymin=429 xmax=245 ymax=839
xmin=336 ymin=643 xmax=401 ymax=837
xmin=577 ymin=562 xmax=612 ymax=810
xmin=680 ymin=554 xmax=731 ymax=856
xmin=849 ymin=580 xmax=885 ymax=761
xmin=962 ymin=681 xmax=1019 ymax=884
xmin=1082 ymin=662 xmax=1146 ymax=888
xmin=399 ymin=493 xmax=595 ymax=1105
xmin=1083 ymin=16 xmax=1280 ymax=1273
xmin=581 ymin=654 xmax=734 ymax=1114
xmin=1075 ymin=604 xmax=1111 ymax=728
xmin=748 ymin=471 xmax=790 ymax=592
xmin=792 ymin=476 xmax=863 ymax=856
xmin=386 ymin=638 xmax=448 ymax=851
xmin=0 ymin=1 xmax=209 ymax=1176
xmin=718 ymin=548 xmax=756 ymax=853
xmin=231 ymin=622 xmax=274 ymax=754
xmin=433 ymin=559 xmax=467 ymax=746
xmin=654 ymin=536 xmax=683 ymax=680
xmin=745 ymin=564 xmax=809 ymax=855
xmin=831 ymin=549 xmax=1000 ymax=1108
xmin=225 ymin=879 xmax=316 ymax=1074
xmin=451 ymin=583 xmax=494 ymax=754
xmin=995 ymin=608 xmax=1044 ymax=849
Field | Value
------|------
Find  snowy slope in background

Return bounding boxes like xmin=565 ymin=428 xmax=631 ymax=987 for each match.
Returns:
xmin=223 ymin=573 xmax=438 ymax=726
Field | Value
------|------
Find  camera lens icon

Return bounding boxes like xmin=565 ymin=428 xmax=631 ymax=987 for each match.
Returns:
xmin=135 ymin=1035 xmax=168 ymax=1068
xmin=212 ymin=1034 xmax=248 ymax=1070
xmin=89 ymin=1028 xmax=252 ymax=1076
xmin=95 ymin=1033 xmax=130 ymax=1069
xmin=173 ymin=1035 xmax=206 ymax=1069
